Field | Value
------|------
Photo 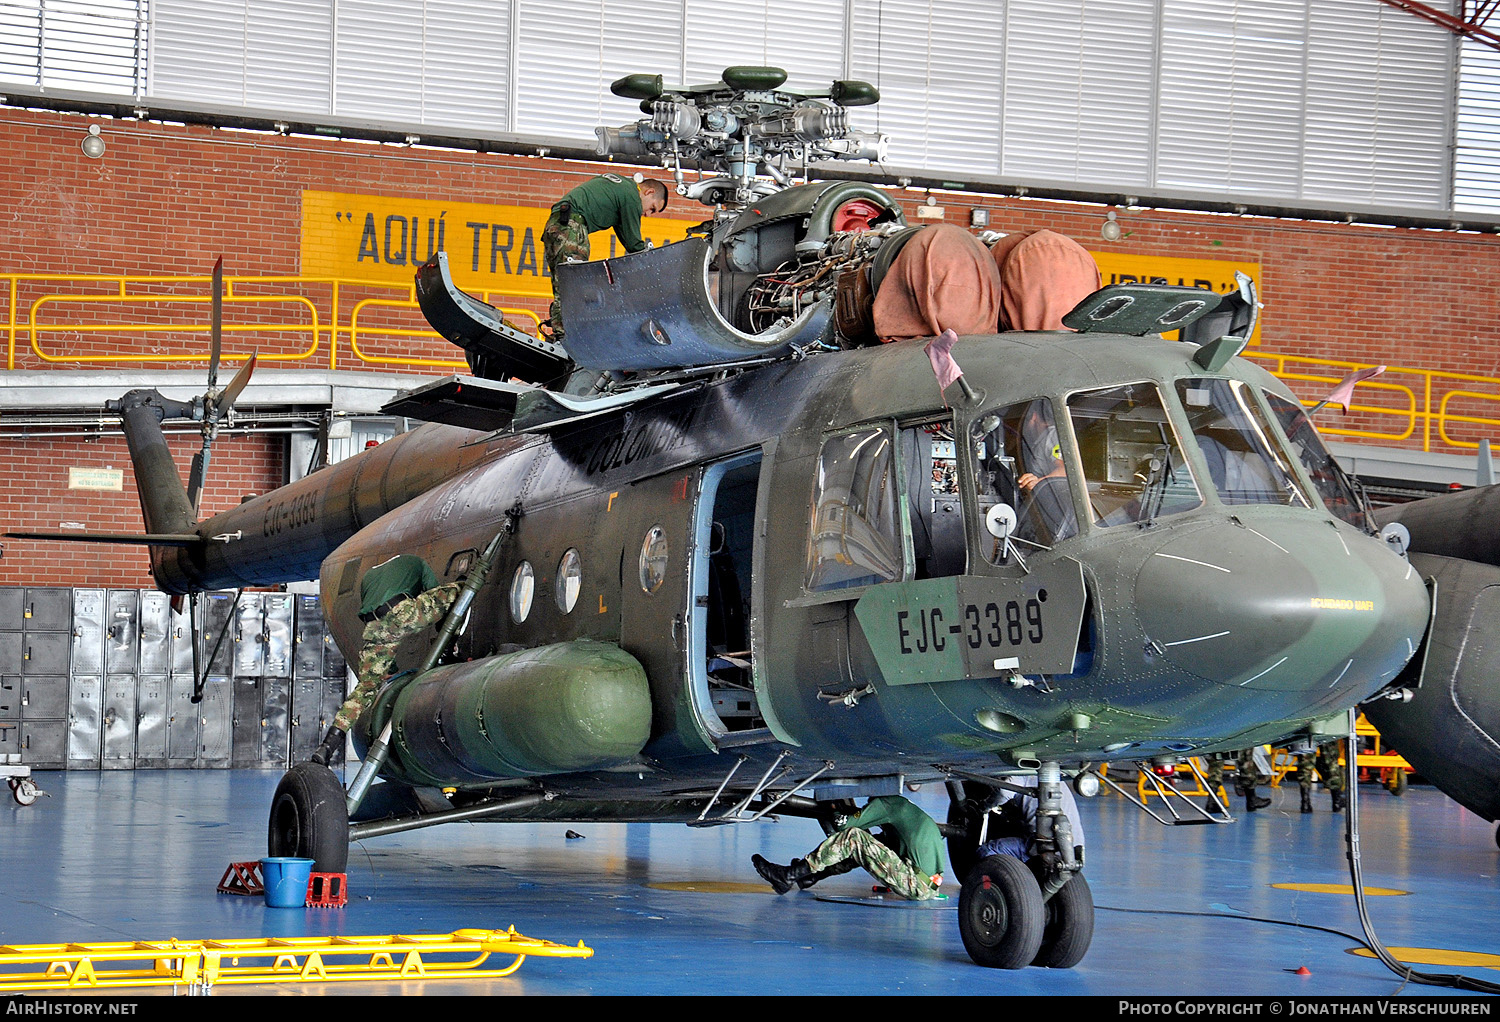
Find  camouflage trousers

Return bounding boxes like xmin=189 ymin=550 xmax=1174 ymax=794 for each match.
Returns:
xmin=1297 ymin=744 xmax=1345 ymax=794
xmin=805 ymin=828 xmax=941 ymax=901
xmin=1202 ymin=750 xmax=1255 ymax=794
xmin=335 ymin=584 xmax=459 ymax=732
xmin=541 ymin=212 xmax=590 ymax=341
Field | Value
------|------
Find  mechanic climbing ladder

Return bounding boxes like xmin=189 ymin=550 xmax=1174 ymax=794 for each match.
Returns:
xmin=0 ymin=927 xmax=592 ymax=993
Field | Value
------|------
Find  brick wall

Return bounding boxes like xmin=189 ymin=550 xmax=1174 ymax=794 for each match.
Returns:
xmin=3 ymin=105 xmax=1498 ymax=586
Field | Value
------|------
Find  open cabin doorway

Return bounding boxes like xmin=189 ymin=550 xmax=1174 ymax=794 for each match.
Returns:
xmin=689 ymin=449 xmax=769 ymax=743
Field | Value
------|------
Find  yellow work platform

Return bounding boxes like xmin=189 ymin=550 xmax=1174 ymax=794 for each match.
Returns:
xmin=0 ymin=927 xmax=592 ymax=993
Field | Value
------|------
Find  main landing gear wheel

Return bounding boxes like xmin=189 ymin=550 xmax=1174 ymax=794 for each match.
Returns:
xmin=958 ymin=854 xmax=1045 ymax=969
xmin=268 ymin=763 xmax=350 ymax=874
xmin=8 ymin=777 xmax=38 ymax=806
xmin=1031 ymin=871 xmax=1094 ymax=969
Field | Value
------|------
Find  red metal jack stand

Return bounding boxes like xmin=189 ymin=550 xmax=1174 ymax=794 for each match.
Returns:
xmin=307 ymin=872 xmax=348 ymax=907
xmin=216 ymin=861 xmax=265 ymax=897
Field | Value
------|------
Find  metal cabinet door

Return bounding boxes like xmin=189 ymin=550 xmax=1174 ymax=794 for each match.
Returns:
xmin=293 ymin=595 xmax=325 ymax=678
xmin=23 ymin=588 xmax=72 ymax=630
xmin=0 ymin=589 xmax=21 ymax=629
xmin=231 ymin=677 xmax=262 ymax=768
xmin=170 ymin=596 xmax=197 ymax=676
xmin=167 ymin=673 xmax=201 ymax=766
xmin=289 ymin=676 xmax=324 ymax=764
xmin=20 ymin=719 xmax=65 ymax=768
xmin=0 ymin=675 xmax=15 ymax=718
xmin=201 ymin=594 xmax=237 ymax=677
xmin=139 ymin=591 xmax=173 ymax=675
xmin=262 ymin=676 xmax=291 ymax=767
xmin=21 ymin=675 xmax=68 ymax=719
xmin=263 ymin=594 xmax=294 ymax=680
xmin=68 ymin=675 xmax=102 ymax=769
xmin=105 ymin=591 xmax=140 ymax=676
xmin=197 ymin=677 xmax=232 ymax=767
xmin=70 ymin=589 xmax=105 ymax=676
xmin=0 ymin=720 xmax=18 ymax=761
xmin=135 ymin=675 xmax=167 ymax=768
xmin=25 ymin=632 xmax=72 ymax=676
xmin=233 ymin=593 xmax=265 ymax=678
xmin=102 ymin=674 xmax=137 ymax=769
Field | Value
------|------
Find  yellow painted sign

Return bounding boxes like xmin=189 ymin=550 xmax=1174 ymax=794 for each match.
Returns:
xmin=67 ymin=467 xmax=123 ymax=491
xmin=300 ymin=189 xmax=692 ymax=297
xmin=1091 ymin=252 xmax=1263 ymax=344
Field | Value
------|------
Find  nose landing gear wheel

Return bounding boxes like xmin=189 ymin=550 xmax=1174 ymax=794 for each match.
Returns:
xmin=958 ymin=854 xmax=1045 ymax=969
xmin=1032 ymin=872 xmax=1094 ymax=969
xmin=268 ymin=762 xmax=350 ymax=875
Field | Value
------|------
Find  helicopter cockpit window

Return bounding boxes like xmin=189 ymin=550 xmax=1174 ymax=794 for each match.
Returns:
xmin=806 ymin=425 xmax=902 ymax=592
xmin=1177 ymin=378 xmax=1312 ymax=509
xmin=903 ymin=421 xmax=966 ymax=578
xmin=970 ymin=399 xmax=1078 ymax=560
xmin=1263 ymin=391 xmax=1373 ymax=531
xmin=1068 ymin=384 xmax=1201 ymax=527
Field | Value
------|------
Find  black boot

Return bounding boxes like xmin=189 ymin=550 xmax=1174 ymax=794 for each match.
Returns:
xmin=1300 ymin=789 xmax=1313 ymax=814
xmin=752 ymin=855 xmax=810 ymax=895
xmin=309 ymin=725 xmax=347 ymax=767
xmin=1245 ymin=792 xmax=1271 ymax=812
xmin=1331 ymin=788 xmax=1346 ymax=813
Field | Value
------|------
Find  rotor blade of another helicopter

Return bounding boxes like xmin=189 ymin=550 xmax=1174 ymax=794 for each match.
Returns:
xmin=216 ymin=352 xmax=257 ymax=418
xmin=207 ymin=256 xmax=223 ymax=391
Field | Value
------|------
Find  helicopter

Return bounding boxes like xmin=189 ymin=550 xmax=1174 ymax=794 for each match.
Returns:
xmin=3 ymin=66 xmax=1448 ymax=970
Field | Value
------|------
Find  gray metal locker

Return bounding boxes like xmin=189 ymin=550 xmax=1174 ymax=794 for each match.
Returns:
xmin=233 ymin=593 xmax=265 ymax=678
xmin=0 ymin=589 xmax=21 ymax=629
xmin=197 ymin=677 xmax=232 ymax=767
xmin=138 ymin=591 xmax=173 ymax=676
xmin=231 ymin=677 xmax=262 ymax=768
xmin=0 ymin=676 xmax=15 ymax=717
xmin=262 ymin=677 xmax=291 ymax=767
xmin=67 ymin=675 xmax=102 ymax=769
xmin=70 ymin=589 xmax=105 ymax=677
xmin=263 ymin=594 xmax=294 ymax=680
xmin=289 ymin=676 xmax=324 ymax=763
xmin=170 ymin=595 xmax=197 ymax=677
xmin=294 ymin=595 xmax=325 ymax=679
xmin=201 ymin=594 xmax=237 ymax=677
xmin=166 ymin=673 xmax=200 ymax=767
xmin=21 ymin=676 xmax=68 ymax=719
xmin=19 ymin=720 xmax=65 ymax=768
xmin=0 ymin=720 xmax=18 ymax=760
xmin=22 ymin=588 xmax=72 ymax=630
xmin=135 ymin=675 xmax=167 ymax=768
xmin=22 ymin=631 xmax=71 ymax=676
xmin=105 ymin=590 xmax=140 ymax=676
xmin=102 ymin=674 xmax=137 ymax=769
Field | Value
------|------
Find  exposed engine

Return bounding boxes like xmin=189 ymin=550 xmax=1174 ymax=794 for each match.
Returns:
xmin=739 ymin=223 xmax=909 ymax=338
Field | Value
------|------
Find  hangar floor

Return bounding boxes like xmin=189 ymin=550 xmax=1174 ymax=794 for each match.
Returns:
xmin=2 ymin=769 xmax=1497 ymax=997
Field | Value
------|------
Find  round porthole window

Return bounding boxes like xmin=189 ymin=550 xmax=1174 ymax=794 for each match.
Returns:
xmin=640 ymin=526 xmax=669 ymax=594
xmin=510 ymin=561 xmax=534 ymax=622
xmin=556 ymin=548 xmax=582 ymax=613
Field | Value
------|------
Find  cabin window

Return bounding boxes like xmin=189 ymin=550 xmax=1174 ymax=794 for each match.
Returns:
xmin=971 ymin=398 xmax=1078 ymax=558
xmin=510 ymin=561 xmax=534 ymax=622
xmin=903 ymin=420 xmax=966 ymax=578
xmin=1176 ymin=378 xmax=1311 ymax=509
xmin=1068 ymin=383 xmax=1201 ymax=527
xmin=806 ymin=424 xmax=902 ymax=592
xmin=640 ymin=526 xmax=669 ymax=594
xmin=556 ymin=548 xmax=582 ymax=613
xmin=1263 ymin=391 xmax=1373 ymax=531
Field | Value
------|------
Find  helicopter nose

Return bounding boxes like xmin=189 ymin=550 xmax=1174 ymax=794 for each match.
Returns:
xmin=1131 ymin=517 xmax=1429 ymax=701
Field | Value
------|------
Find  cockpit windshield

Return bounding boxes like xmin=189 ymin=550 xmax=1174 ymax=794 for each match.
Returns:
xmin=1263 ymin=391 xmax=1373 ymax=531
xmin=1176 ymin=378 xmax=1312 ymax=509
xmin=1068 ymin=383 xmax=1201 ymax=527
xmin=971 ymin=398 xmax=1078 ymax=560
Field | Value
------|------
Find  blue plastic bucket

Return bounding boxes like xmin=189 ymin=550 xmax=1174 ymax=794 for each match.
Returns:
xmin=260 ymin=857 xmax=315 ymax=908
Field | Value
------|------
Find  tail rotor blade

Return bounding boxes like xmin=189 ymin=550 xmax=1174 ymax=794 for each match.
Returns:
xmin=216 ymin=353 xmax=257 ymax=419
xmin=207 ymin=256 xmax=224 ymax=391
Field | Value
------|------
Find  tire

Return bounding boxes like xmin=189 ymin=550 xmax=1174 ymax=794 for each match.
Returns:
xmin=958 ymin=854 xmax=1045 ymax=969
xmin=268 ymin=763 xmax=349 ymax=874
xmin=1386 ymin=768 xmax=1408 ymax=796
xmin=1032 ymin=872 xmax=1095 ymax=969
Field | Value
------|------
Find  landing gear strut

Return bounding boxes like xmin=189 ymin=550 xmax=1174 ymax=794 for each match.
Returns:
xmin=952 ymin=761 xmax=1095 ymax=969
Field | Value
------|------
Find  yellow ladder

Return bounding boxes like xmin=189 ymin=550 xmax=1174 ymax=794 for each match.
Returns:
xmin=0 ymin=927 xmax=592 ymax=993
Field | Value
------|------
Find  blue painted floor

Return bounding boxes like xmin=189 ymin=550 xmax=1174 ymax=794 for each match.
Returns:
xmin=2 ymin=769 xmax=1497 ymax=996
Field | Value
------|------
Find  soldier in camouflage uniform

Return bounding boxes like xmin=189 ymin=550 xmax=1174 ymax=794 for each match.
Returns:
xmin=310 ymin=555 xmax=458 ymax=765
xmin=1203 ymin=749 xmax=1271 ymax=812
xmin=752 ymin=794 xmax=946 ymax=900
xmin=1296 ymin=740 xmax=1347 ymax=813
xmin=541 ymin=174 xmax=669 ymax=343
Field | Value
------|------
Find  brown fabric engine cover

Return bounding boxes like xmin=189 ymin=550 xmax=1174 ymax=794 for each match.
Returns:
xmin=872 ymin=223 xmax=1002 ymax=343
xmin=990 ymin=229 xmax=1102 ymax=331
